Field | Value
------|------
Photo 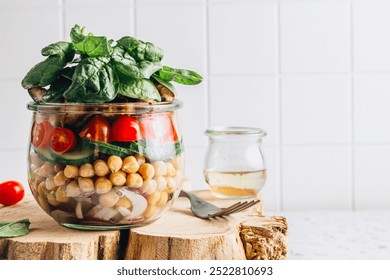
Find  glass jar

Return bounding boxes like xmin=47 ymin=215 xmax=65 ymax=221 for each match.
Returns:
xmin=204 ymin=127 xmax=267 ymax=199
xmin=27 ymin=101 xmax=184 ymax=230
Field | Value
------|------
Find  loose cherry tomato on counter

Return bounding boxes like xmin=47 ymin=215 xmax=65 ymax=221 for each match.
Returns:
xmin=139 ymin=113 xmax=179 ymax=142
xmin=111 ymin=116 xmax=141 ymax=142
xmin=31 ymin=120 xmax=53 ymax=148
xmin=79 ymin=116 xmax=111 ymax=143
xmin=0 ymin=181 xmax=25 ymax=206
xmin=50 ymin=127 xmax=76 ymax=153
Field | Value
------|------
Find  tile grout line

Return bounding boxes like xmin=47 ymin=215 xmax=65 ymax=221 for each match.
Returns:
xmin=205 ymin=0 xmax=211 ymax=129
xmin=133 ymin=0 xmax=137 ymax=37
xmin=277 ymin=0 xmax=283 ymax=212
xmin=350 ymin=0 xmax=355 ymax=211
xmin=59 ymin=0 xmax=65 ymax=41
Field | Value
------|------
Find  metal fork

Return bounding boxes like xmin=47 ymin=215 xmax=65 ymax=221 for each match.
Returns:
xmin=179 ymin=190 xmax=260 ymax=219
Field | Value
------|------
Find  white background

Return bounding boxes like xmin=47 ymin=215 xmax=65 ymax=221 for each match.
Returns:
xmin=1 ymin=0 xmax=390 ymax=213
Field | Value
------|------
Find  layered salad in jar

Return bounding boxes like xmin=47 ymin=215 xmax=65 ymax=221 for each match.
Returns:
xmin=22 ymin=25 xmax=202 ymax=229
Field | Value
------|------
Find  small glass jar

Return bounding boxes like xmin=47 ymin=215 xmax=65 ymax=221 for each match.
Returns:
xmin=203 ymin=127 xmax=267 ymax=199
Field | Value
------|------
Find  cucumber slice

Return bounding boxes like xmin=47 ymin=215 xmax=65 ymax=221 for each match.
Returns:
xmin=49 ymin=145 xmax=96 ymax=165
xmin=84 ymin=140 xmax=135 ymax=158
xmin=34 ymin=147 xmax=56 ymax=163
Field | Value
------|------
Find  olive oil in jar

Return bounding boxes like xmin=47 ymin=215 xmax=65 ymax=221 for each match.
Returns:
xmin=204 ymin=170 xmax=266 ymax=199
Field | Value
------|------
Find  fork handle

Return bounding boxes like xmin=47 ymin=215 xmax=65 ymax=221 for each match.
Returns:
xmin=179 ymin=189 xmax=220 ymax=211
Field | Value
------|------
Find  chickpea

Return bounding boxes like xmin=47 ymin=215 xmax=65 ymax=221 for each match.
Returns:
xmin=95 ymin=177 xmax=112 ymax=194
xmin=143 ymin=205 xmax=157 ymax=218
xmin=152 ymin=161 xmax=167 ymax=177
xmin=147 ymin=191 xmax=161 ymax=206
xmin=116 ymin=197 xmax=132 ymax=208
xmin=55 ymin=186 xmax=70 ymax=203
xmin=45 ymin=177 xmax=58 ymax=191
xmin=66 ymin=180 xmax=81 ymax=197
xmin=138 ymin=163 xmax=155 ymax=180
xmin=107 ymin=155 xmax=122 ymax=173
xmin=135 ymin=154 xmax=146 ymax=165
xmin=38 ymin=181 xmax=48 ymax=197
xmin=126 ymin=173 xmax=143 ymax=188
xmin=30 ymin=153 xmax=43 ymax=167
xmin=170 ymin=156 xmax=182 ymax=170
xmin=47 ymin=193 xmax=60 ymax=206
xmin=38 ymin=162 xmax=55 ymax=178
xmin=122 ymin=156 xmax=140 ymax=173
xmin=156 ymin=191 xmax=169 ymax=207
xmin=94 ymin=160 xmax=110 ymax=177
xmin=54 ymin=171 xmax=68 ymax=186
xmin=64 ymin=165 xmax=79 ymax=178
xmin=110 ymin=171 xmax=127 ymax=187
xmin=79 ymin=163 xmax=95 ymax=178
xmin=53 ymin=164 xmax=64 ymax=173
xmin=165 ymin=162 xmax=176 ymax=177
xmin=154 ymin=176 xmax=167 ymax=191
xmin=78 ymin=177 xmax=94 ymax=193
xmin=98 ymin=190 xmax=120 ymax=208
xmin=37 ymin=196 xmax=50 ymax=212
xmin=141 ymin=179 xmax=157 ymax=195
xmin=166 ymin=177 xmax=177 ymax=192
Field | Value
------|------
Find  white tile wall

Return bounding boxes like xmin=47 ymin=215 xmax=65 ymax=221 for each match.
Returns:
xmin=1 ymin=0 xmax=390 ymax=210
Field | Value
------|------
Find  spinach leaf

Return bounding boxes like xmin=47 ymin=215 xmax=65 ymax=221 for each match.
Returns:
xmin=118 ymin=79 xmax=161 ymax=102
xmin=70 ymin=24 xmax=112 ymax=57
xmin=0 ymin=219 xmax=30 ymax=238
xmin=154 ymin=66 xmax=203 ymax=85
xmin=21 ymin=42 xmax=75 ymax=89
xmin=70 ymin=24 xmax=87 ymax=44
xmin=64 ymin=57 xmax=117 ymax=103
xmin=44 ymin=76 xmax=72 ymax=103
xmin=117 ymin=36 xmax=163 ymax=62
xmin=111 ymin=46 xmax=161 ymax=80
xmin=60 ymin=66 xmax=76 ymax=80
xmin=152 ymin=75 xmax=177 ymax=95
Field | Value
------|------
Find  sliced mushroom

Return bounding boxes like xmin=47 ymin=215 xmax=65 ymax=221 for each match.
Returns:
xmin=156 ymin=84 xmax=175 ymax=102
xmin=28 ymin=87 xmax=48 ymax=103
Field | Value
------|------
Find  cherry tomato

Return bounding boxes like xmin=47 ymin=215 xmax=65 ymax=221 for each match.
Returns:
xmin=79 ymin=116 xmax=111 ymax=143
xmin=111 ymin=116 xmax=141 ymax=142
xmin=50 ymin=127 xmax=76 ymax=153
xmin=139 ymin=113 xmax=179 ymax=142
xmin=0 ymin=181 xmax=25 ymax=206
xmin=31 ymin=120 xmax=53 ymax=148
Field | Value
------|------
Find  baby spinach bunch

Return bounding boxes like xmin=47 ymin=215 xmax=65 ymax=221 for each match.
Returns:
xmin=21 ymin=25 xmax=202 ymax=103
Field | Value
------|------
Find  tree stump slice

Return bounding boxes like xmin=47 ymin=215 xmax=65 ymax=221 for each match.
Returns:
xmin=0 ymin=198 xmax=120 ymax=260
xmin=126 ymin=190 xmax=287 ymax=260
xmin=0 ymin=191 xmax=287 ymax=260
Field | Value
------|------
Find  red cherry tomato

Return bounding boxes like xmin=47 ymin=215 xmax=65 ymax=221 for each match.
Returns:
xmin=139 ymin=113 xmax=179 ymax=142
xmin=31 ymin=120 xmax=53 ymax=148
xmin=111 ymin=116 xmax=141 ymax=142
xmin=50 ymin=127 xmax=76 ymax=153
xmin=79 ymin=116 xmax=111 ymax=143
xmin=0 ymin=181 xmax=25 ymax=206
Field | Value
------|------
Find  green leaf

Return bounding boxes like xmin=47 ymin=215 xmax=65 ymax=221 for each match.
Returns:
xmin=44 ymin=76 xmax=72 ymax=103
xmin=60 ymin=66 xmax=76 ymax=80
xmin=70 ymin=24 xmax=87 ymax=44
xmin=111 ymin=46 xmax=162 ymax=80
xmin=64 ymin=57 xmax=117 ymax=103
xmin=118 ymin=79 xmax=161 ymax=102
xmin=0 ymin=219 xmax=30 ymax=238
xmin=70 ymin=24 xmax=112 ymax=57
xmin=117 ymin=36 xmax=163 ymax=62
xmin=152 ymin=75 xmax=177 ymax=95
xmin=155 ymin=66 xmax=203 ymax=85
xmin=21 ymin=42 xmax=75 ymax=89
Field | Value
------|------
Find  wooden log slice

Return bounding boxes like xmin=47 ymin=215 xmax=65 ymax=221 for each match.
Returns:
xmin=125 ymin=191 xmax=287 ymax=260
xmin=0 ymin=198 xmax=119 ymax=260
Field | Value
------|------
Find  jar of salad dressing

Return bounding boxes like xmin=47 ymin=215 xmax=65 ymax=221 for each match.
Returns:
xmin=204 ymin=127 xmax=267 ymax=199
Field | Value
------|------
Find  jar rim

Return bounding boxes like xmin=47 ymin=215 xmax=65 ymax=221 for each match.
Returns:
xmin=205 ymin=126 xmax=267 ymax=137
xmin=27 ymin=99 xmax=183 ymax=114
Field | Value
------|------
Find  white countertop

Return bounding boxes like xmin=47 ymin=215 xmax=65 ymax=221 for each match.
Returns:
xmin=270 ymin=210 xmax=390 ymax=260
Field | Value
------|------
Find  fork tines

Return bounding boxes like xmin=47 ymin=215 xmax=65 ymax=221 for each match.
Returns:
xmin=208 ymin=200 xmax=260 ymax=218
